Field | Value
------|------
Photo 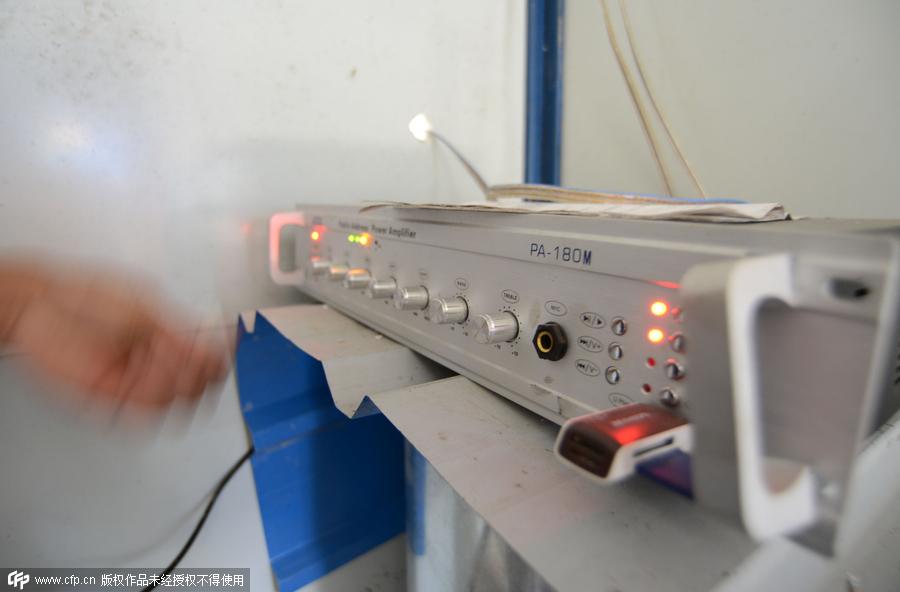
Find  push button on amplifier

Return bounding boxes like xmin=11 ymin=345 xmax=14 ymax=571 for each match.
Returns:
xmin=659 ymin=388 xmax=680 ymax=407
xmin=605 ymin=366 xmax=622 ymax=385
xmin=611 ymin=317 xmax=627 ymax=336
xmin=608 ymin=343 xmax=623 ymax=360
xmin=664 ymin=360 xmax=685 ymax=380
xmin=669 ymin=332 xmax=685 ymax=353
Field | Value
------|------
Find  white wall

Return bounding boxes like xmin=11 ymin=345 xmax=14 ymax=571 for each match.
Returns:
xmin=0 ymin=0 xmax=525 ymax=582
xmin=562 ymin=0 xmax=900 ymax=218
xmin=0 ymin=0 xmax=525 ymax=317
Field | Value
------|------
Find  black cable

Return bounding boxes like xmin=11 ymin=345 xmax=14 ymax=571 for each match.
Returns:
xmin=141 ymin=446 xmax=255 ymax=592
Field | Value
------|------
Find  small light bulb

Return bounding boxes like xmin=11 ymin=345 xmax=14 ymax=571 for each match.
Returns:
xmin=650 ymin=300 xmax=669 ymax=317
xmin=647 ymin=328 xmax=665 ymax=344
xmin=408 ymin=113 xmax=433 ymax=142
xmin=310 ymin=230 xmax=320 ymax=241
xmin=358 ymin=233 xmax=371 ymax=247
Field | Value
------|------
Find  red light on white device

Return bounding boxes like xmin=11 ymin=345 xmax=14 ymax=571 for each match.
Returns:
xmin=310 ymin=225 xmax=326 ymax=242
xmin=647 ymin=328 xmax=665 ymax=344
xmin=554 ymin=403 xmax=693 ymax=483
xmin=650 ymin=300 xmax=669 ymax=317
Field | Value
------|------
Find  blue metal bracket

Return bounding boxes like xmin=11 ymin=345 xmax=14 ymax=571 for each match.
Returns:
xmin=235 ymin=313 xmax=405 ymax=592
xmin=526 ymin=0 xmax=565 ymax=185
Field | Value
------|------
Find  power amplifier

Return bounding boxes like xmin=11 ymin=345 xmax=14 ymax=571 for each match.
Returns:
xmin=270 ymin=204 xmax=900 ymax=547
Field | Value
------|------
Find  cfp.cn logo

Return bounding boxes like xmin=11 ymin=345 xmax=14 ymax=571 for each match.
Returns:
xmin=6 ymin=571 xmax=29 ymax=590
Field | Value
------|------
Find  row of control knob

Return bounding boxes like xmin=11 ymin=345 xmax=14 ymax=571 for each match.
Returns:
xmin=310 ymin=258 xmax=519 ymax=344
xmin=394 ymin=285 xmax=519 ymax=344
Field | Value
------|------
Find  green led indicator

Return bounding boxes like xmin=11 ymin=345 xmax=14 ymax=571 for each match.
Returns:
xmin=346 ymin=233 xmax=371 ymax=246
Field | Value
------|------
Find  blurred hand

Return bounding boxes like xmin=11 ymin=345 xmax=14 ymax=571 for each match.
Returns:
xmin=3 ymin=261 xmax=229 ymax=414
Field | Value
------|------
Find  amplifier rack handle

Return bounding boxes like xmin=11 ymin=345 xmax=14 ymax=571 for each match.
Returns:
xmin=269 ymin=211 xmax=307 ymax=286
xmin=726 ymin=254 xmax=817 ymax=538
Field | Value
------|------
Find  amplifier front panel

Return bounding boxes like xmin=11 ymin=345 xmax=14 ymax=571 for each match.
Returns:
xmin=274 ymin=207 xmax=899 ymax=431
xmin=270 ymin=206 xmax=900 ymax=550
xmin=294 ymin=210 xmax=698 ymax=422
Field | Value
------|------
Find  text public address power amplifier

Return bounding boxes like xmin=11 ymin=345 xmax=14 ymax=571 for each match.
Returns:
xmin=270 ymin=204 xmax=900 ymax=544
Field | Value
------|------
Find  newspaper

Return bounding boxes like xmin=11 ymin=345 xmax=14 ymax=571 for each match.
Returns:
xmin=360 ymin=196 xmax=789 ymax=224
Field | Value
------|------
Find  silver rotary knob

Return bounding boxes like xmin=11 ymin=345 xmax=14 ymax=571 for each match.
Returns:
xmin=474 ymin=312 xmax=518 ymax=344
xmin=328 ymin=264 xmax=349 ymax=281
xmin=428 ymin=297 xmax=468 ymax=324
xmin=343 ymin=268 xmax=371 ymax=289
xmin=309 ymin=258 xmax=332 ymax=276
xmin=365 ymin=278 xmax=397 ymax=299
xmin=393 ymin=286 xmax=429 ymax=310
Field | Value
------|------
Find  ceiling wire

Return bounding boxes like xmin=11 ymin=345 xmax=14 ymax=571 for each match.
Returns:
xmin=619 ymin=0 xmax=707 ymax=198
xmin=600 ymin=0 xmax=674 ymax=196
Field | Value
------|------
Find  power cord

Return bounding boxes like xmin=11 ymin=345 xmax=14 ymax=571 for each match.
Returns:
xmin=141 ymin=446 xmax=255 ymax=592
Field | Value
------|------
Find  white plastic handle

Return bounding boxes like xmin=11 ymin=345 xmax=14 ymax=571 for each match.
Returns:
xmin=727 ymin=254 xmax=817 ymax=539
xmin=268 ymin=211 xmax=307 ymax=286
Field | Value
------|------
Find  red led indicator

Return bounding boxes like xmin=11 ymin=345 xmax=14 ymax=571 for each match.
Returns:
xmin=647 ymin=328 xmax=665 ymax=344
xmin=650 ymin=300 xmax=669 ymax=317
xmin=611 ymin=425 xmax=645 ymax=446
xmin=641 ymin=383 xmax=652 ymax=394
xmin=653 ymin=280 xmax=681 ymax=290
xmin=310 ymin=225 xmax=326 ymax=242
xmin=646 ymin=357 xmax=656 ymax=367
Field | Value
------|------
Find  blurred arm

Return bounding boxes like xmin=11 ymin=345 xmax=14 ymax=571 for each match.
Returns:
xmin=0 ymin=257 xmax=228 ymax=414
xmin=0 ymin=258 xmax=49 ymax=345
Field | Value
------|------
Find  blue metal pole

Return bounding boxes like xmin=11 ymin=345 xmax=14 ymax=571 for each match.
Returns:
xmin=525 ymin=0 xmax=564 ymax=185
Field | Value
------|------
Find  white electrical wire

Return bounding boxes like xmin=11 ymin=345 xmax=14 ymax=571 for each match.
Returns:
xmin=428 ymin=130 xmax=491 ymax=197
xmin=619 ymin=0 xmax=707 ymax=198
xmin=408 ymin=113 xmax=491 ymax=198
xmin=407 ymin=6 xmax=707 ymax=201
xmin=600 ymin=0 xmax=674 ymax=196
